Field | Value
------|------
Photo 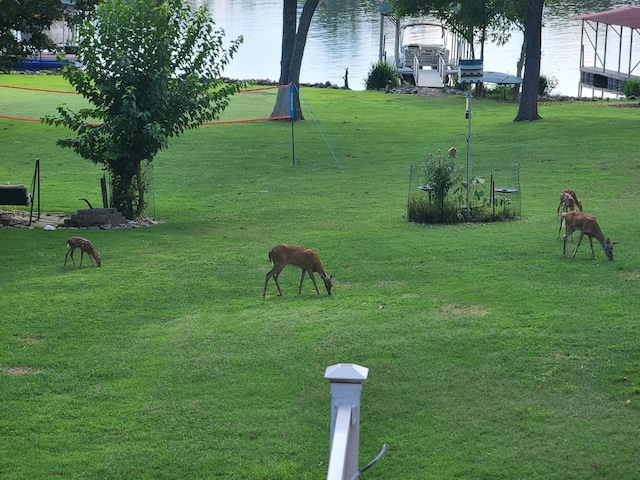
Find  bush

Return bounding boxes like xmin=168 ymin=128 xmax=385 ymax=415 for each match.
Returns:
xmin=538 ymin=74 xmax=558 ymax=96
xmin=407 ymin=152 xmax=464 ymax=224
xmin=407 ymin=194 xmax=462 ymax=224
xmin=365 ymin=61 xmax=400 ymax=90
xmin=421 ymin=153 xmax=459 ymax=219
xmin=623 ymin=79 xmax=640 ymax=97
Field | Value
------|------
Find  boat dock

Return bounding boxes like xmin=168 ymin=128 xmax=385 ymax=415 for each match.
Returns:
xmin=578 ymin=6 xmax=640 ymax=97
xmin=416 ymin=69 xmax=444 ymax=88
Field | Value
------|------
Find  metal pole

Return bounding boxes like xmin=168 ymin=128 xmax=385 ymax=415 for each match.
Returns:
xmin=379 ymin=13 xmax=384 ymax=61
xmin=465 ymin=90 xmax=472 ymax=220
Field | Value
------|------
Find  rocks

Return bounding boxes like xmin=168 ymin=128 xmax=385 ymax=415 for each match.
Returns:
xmin=0 ymin=209 xmax=160 ymax=230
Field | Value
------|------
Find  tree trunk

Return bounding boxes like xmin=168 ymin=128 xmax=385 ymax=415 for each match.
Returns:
xmin=110 ymin=170 xmax=135 ymax=220
xmin=514 ymin=0 xmax=543 ymax=122
xmin=270 ymin=0 xmax=320 ymax=121
xmin=135 ymin=161 xmax=145 ymax=218
xmin=512 ymin=35 xmax=526 ymax=101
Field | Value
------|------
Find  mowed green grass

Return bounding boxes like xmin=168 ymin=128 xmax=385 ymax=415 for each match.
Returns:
xmin=1 ymin=74 xmax=640 ymax=479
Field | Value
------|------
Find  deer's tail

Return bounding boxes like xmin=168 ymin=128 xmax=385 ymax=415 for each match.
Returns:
xmin=560 ymin=212 xmax=567 ymax=229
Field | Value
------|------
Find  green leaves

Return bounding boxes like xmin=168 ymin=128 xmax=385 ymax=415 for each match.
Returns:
xmin=45 ymin=0 xmax=244 ymax=219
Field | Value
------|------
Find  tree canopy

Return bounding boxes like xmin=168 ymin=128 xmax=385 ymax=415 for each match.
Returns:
xmin=44 ymin=0 xmax=243 ymax=219
xmin=0 ymin=0 xmax=62 ymax=72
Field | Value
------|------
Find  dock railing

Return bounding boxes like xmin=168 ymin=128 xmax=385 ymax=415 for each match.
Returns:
xmin=325 ymin=364 xmax=369 ymax=480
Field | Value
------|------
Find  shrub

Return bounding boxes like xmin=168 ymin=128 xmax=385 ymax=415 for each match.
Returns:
xmin=538 ymin=74 xmax=558 ymax=96
xmin=365 ymin=61 xmax=400 ymax=90
xmin=407 ymin=194 xmax=462 ymax=224
xmin=623 ymin=79 xmax=640 ymax=98
xmin=421 ymin=152 xmax=461 ymax=219
xmin=407 ymin=152 xmax=464 ymax=224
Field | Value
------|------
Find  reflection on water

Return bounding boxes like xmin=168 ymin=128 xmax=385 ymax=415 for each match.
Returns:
xmin=206 ymin=0 xmax=640 ymax=96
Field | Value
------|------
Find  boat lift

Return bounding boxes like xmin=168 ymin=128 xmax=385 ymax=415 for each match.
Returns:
xmin=578 ymin=6 xmax=640 ymax=97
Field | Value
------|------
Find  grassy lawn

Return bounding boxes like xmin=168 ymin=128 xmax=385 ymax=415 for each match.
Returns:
xmin=1 ymin=74 xmax=640 ymax=479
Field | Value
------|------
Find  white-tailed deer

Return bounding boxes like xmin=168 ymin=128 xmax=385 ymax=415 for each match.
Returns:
xmin=557 ymin=189 xmax=583 ymax=214
xmin=65 ymin=236 xmax=102 ymax=267
xmin=561 ymin=211 xmax=617 ymax=261
xmin=263 ymin=244 xmax=335 ymax=297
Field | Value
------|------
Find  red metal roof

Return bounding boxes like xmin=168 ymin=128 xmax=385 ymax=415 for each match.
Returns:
xmin=578 ymin=6 xmax=640 ymax=29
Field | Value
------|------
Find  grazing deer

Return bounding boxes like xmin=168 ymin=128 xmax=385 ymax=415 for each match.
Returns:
xmin=557 ymin=189 xmax=583 ymax=214
xmin=64 ymin=236 xmax=102 ymax=267
xmin=263 ymin=244 xmax=335 ymax=298
xmin=561 ymin=211 xmax=617 ymax=261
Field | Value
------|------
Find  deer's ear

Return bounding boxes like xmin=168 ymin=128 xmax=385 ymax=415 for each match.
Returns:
xmin=330 ymin=272 xmax=336 ymax=279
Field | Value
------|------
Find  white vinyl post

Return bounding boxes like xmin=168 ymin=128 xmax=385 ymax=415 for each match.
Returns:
xmin=325 ymin=363 xmax=369 ymax=480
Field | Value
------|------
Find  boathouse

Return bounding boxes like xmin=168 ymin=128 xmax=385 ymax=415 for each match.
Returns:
xmin=578 ymin=6 xmax=640 ymax=97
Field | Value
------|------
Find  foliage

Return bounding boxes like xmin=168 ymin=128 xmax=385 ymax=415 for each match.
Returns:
xmin=421 ymin=152 xmax=460 ymax=219
xmin=390 ymin=0 xmax=527 ymax=57
xmin=538 ymin=74 xmax=558 ymax=96
xmin=0 ymin=0 xmax=62 ymax=72
xmin=42 ymin=0 xmax=243 ymax=219
xmin=407 ymin=193 xmax=462 ymax=223
xmin=365 ymin=61 xmax=400 ymax=90
xmin=3 ymin=79 xmax=640 ymax=478
xmin=623 ymin=78 xmax=640 ymax=98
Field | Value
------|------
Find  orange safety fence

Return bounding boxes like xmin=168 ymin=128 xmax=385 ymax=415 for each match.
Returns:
xmin=0 ymin=83 xmax=293 ymax=124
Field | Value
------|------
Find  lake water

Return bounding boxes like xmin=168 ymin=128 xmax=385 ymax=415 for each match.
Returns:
xmin=205 ymin=0 xmax=640 ymax=96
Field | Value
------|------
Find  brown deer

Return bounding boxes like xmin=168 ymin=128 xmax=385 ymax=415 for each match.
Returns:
xmin=557 ymin=189 xmax=583 ymax=214
xmin=64 ymin=237 xmax=102 ymax=267
xmin=561 ymin=211 xmax=617 ymax=261
xmin=263 ymin=244 xmax=334 ymax=298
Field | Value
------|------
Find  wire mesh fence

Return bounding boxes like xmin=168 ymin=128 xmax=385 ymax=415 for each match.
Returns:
xmin=407 ymin=158 xmax=520 ymax=224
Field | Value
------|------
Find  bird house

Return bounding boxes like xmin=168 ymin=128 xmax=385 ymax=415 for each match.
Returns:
xmin=448 ymin=146 xmax=457 ymax=158
xmin=458 ymin=59 xmax=483 ymax=83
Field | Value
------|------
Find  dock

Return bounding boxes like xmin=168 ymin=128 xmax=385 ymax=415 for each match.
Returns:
xmin=578 ymin=6 xmax=640 ymax=97
xmin=416 ymin=68 xmax=444 ymax=88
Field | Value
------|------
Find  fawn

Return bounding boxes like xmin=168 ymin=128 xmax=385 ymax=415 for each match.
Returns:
xmin=65 ymin=237 xmax=102 ymax=267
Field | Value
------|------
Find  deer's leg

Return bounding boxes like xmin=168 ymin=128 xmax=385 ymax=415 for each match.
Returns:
xmin=298 ymin=269 xmax=307 ymax=295
xmin=563 ymin=228 xmax=573 ymax=256
xmin=67 ymin=248 xmax=77 ymax=266
xmin=558 ymin=216 xmax=565 ymax=238
xmin=572 ymin=232 xmax=585 ymax=258
xmin=306 ymin=270 xmax=320 ymax=295
xmin=273 ymin=274 xmax=284 ymax=296
xmin=588 ymin=237 xmax=595 ymax=259
xmin=263 ymin=266 xmax=284 ymax=297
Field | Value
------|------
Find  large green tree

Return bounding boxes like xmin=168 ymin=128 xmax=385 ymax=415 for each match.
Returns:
xmin=270 ymin=0 xmax=320 ymax=121
xmin=44 ymin=0 xmax=243 ymax=219
xmin=0 ymin=0 xmax=62 ymax=72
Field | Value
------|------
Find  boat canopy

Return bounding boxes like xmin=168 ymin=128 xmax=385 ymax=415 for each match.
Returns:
xmin=578 ymin=6 xmax=640 ymax=29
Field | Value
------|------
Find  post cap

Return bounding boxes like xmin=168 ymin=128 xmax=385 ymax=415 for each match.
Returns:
xmin=324 ymin=363 xmax=369 ymax=383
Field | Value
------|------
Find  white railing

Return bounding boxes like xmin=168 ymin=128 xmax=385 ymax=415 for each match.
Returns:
xmin=412 ymin=53 xmax=420 ymax=85
xmin=325 ymin=364 xmax=368 ymax=480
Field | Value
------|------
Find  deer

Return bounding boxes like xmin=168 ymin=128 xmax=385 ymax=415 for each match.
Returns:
xmin=557 ymin=189 xmax=583 ymax=215
xmin=64 ymin=236 xmax=102 ymax=267
xmin=262 ymin=244 xmax=335 ymax=298
xmin=561 ymin=211 xmax=617 ymax=261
